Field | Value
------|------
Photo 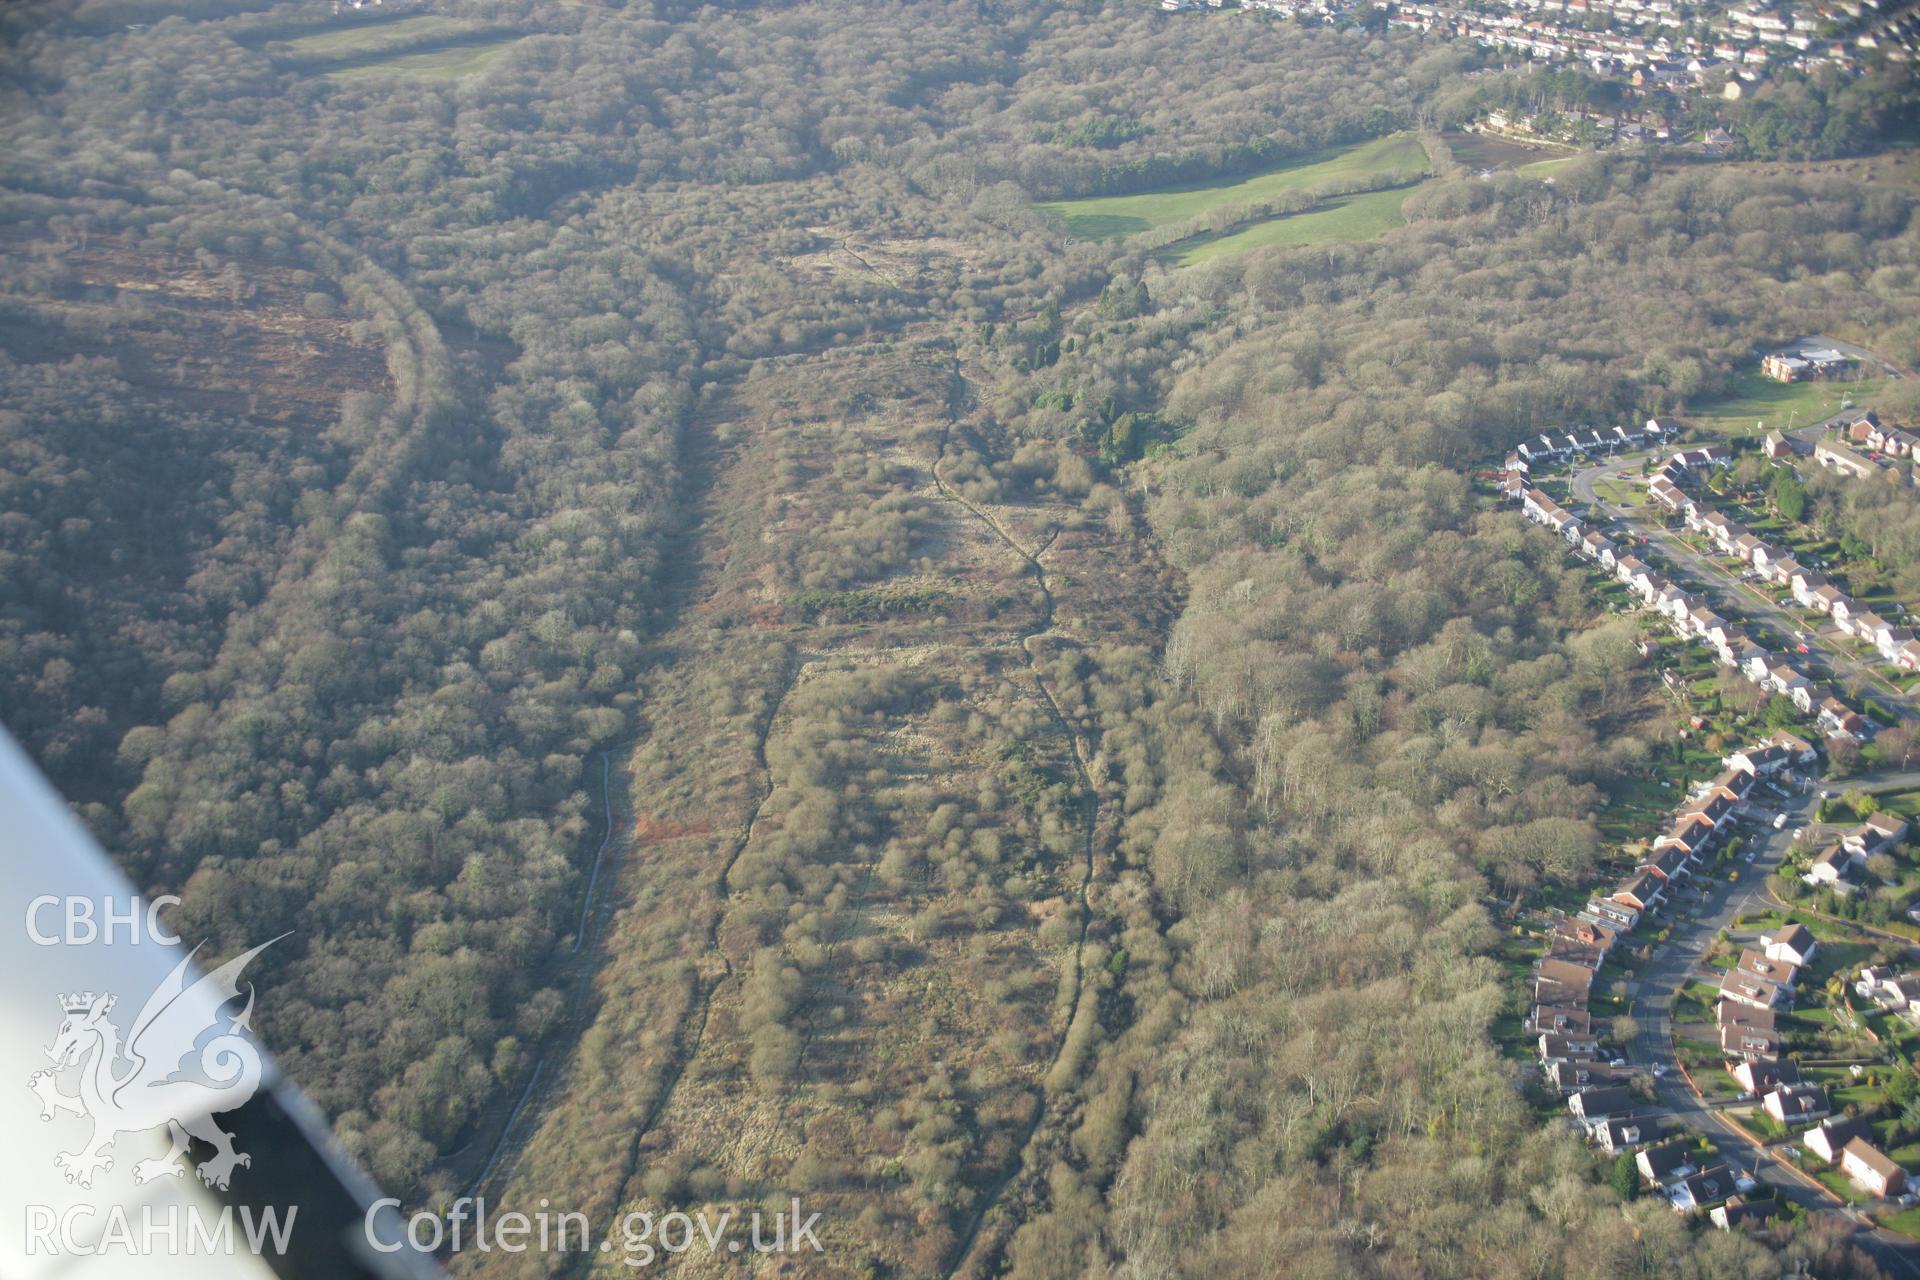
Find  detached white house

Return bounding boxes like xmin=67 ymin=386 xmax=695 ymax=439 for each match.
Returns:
xmin=1669 ymin=1164 xmax=1737 ymax=1213
xmin=1638 ymin=1141 xmax=1698 ymax=1188
xmin=1807 ymin=844 xmax=1862 ymax=893
xmin=1841 ymin=1138 xmax=1908 ymax=1198
xmin=1760 ymin=923 xmax=1816 ymax=967
xmin=1725 ymin=743 xmax=1790 ymax=776
xmin=1844 ymin=813 xmax=1908 ymax=857
xmin=1763 ymin=1083 xmax=1831 ymax=1126
xmin=1569 ymin=1085 xmax=1636 ymax=1125
xmin=1806 ymin=1116 xmax=1870 ymax=1164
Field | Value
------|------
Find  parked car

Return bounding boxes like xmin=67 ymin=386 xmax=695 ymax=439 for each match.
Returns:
xmin=1773 ymin=813 xmax=1789 ymax=830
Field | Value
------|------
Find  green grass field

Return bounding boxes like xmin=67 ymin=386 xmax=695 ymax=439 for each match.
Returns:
xmin=1873 ymin=786 xmax=1920 ymax=819
xmin=1686 ymin=369 xmax=1887 ymax=437
xmin=1036 ymin=133 xmax=1427 ymax=241
xmin=324 ymin=37 xmax=524 ymax=81
xmin=1166 ymin=187 xmax=1416 ymax=266
xmin=268 ymin=15 xmax=523 ymax=80
xmin=1589 ymin=476 xmax=1641 ymax=508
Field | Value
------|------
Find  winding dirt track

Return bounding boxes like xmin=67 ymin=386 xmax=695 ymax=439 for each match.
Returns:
xmin=930 ymin=406 xmax=1102 ymax=1280
xmin=580 ymin=654 xmax=807 ymax=1271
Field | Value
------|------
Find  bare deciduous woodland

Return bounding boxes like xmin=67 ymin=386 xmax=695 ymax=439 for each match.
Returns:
xmin=4 ymin=0 xmax=1920 ymax=1274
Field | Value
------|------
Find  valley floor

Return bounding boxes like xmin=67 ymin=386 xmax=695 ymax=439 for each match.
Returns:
xmin=459 ymin=334 xmax=1180 ymax=1278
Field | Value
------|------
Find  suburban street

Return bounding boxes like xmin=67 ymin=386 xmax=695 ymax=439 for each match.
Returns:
xmin=1561 ymin=389 xmax=1920 ymax=1269
xmin=1624 ymin=774 xmax=1920 ymax=1277
xmin=1567 ymin=412 xmax=1920 ymax=1267
xmin=1570 ymin=436 xmax=1920 ymax=722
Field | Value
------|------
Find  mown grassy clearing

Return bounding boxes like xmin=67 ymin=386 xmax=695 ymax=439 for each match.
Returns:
xmin=1686 ymin=368 xmax=1886 ymax=437
xmin=1166 ymin=185 xmax=1417 ymax=265
xmin=1519 ymin=155 xmax=1580 ymax=177
xmin=324 ymin=37 xmax=525 ymax=81
xmin=1036 ymin=133 xmax=1427 ymax=240
xmin=267 ymin=14 xmax=524 ymax=79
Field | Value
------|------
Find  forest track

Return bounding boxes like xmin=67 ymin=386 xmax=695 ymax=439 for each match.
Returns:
xmin=456 ymin=748 xmax=627 ymax=1198
xmin=576 ymin=652 xmax=806 ymax=1277
xmin=929 ymin=405 xmax=1103 ymax=1280
xmin=836 ymin=234 xmax=900 ymax=288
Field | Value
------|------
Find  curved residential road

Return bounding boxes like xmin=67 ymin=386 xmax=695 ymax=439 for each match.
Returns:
xmin=1570 ymin=452 xmax=1919 ymax=721
xmin=1623 ymin=770 xmax=1920 ymax=1278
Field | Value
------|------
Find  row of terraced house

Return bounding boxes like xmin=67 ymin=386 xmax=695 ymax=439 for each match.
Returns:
xmin=1513 ymin=439 xmax=1916 ymax=1208
xmin=1530 ymin=734 xmax=1820 ymax=1223
xmin=1509 ymin=418 xmax=1673 ymax=468
xmin=1713 ymin=917 xmax=1914 ymax=1200
xmin=1533 ymin=735 xmax=1912 ymax=1208
xmin=1646 ymin=449 xmax=1920 ymax=678
xmin=1510 ymin=450 xmax=1873 ymax=744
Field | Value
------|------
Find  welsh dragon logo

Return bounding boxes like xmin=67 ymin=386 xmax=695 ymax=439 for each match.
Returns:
xmin=27 ymin=937 xmax=281 ymax=1191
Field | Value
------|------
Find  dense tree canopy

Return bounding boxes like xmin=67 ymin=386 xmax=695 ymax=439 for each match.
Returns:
xmin=1 ymin=0 xmax=1915 ymax=1273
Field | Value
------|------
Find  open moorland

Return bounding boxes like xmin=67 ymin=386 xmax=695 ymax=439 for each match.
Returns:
xmin=478 ymin=341 xmax=1180 ymax=1277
